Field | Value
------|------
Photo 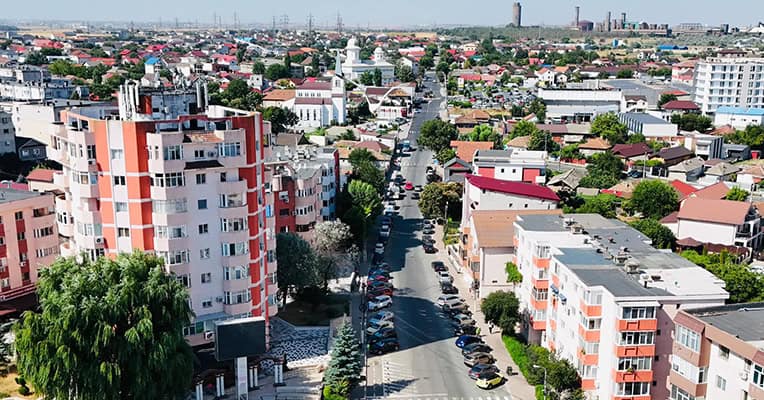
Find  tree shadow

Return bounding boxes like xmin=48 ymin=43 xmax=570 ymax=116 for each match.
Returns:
xmin=365 ymin=378 xmax=419 ymax=398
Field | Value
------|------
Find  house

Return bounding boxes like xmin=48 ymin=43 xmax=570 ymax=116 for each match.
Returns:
xmin=660 ymin=100 xmax=700 ymax=116
xmin=454 ymin=109 xmax=491 ymax=130
xmin=472 ymin=149 xmax=547 ymax=184
xmin=702 ymin=161 xmax=740 ymax=183
xmin=505 ymin=135 xmax=530 ymax=150
xmin=601 ymin=179 xmax=640 ymax=199
xmin=611 ymin=143 xmax=653 ymax=163
xmin=461 ymin=209 xmax=562 ymax=296
xmin=546 ymin=168 xmax=585 ymax=193
xmin=624 ymin=95 xmax=648 ymax=112
xmin=683 ymin=133 xmax=724 ymax=159
xmin=262 ymin=89 xmax=296 ymax=108
xmin=654 ymin=146 xmax=694 ymax=167
xmin=685 ymin=181 xmax=732 ymax=201
xmin=578 ymin=137 xmax=611 ymax=157
xmin=670 ymin=197 xmax=763 ymax=255
xmin=449 ymin=141 xmax=494 ymax=163
xmin=736 ymin=165 xmax=764 ymax=191
xmin=15 ymin=137 xmax=46 ymax=161
xmin=443 ymin=158 xmax=472 ymax=183
xmin=668 ymin=156 xmax=705 ymax=182
xmin=722 ymin=143 xmax=751 ymax=161
xmin=26 ymin=168 xmax=57 ymax=192
xmin=669 ymin=179 xmax=698 ymax=200
xmin=618 ymin=112 xmax=679 ymax=138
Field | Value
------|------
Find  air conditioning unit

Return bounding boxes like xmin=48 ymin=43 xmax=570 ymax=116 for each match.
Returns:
xmin=94 ymin=236 xmax=104 ymax=244
xmin=740 ymin=372 xmax=749 ymax=381
xmin=215 ymin=296 xmax=224 ymax=303
xmin=204 ymin=331 xmax=214 ymax=340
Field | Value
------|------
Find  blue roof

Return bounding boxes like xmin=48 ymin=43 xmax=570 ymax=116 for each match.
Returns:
xmin=145 ymin=57 xmax=160 ymax=65
xmin=657 ymin=44 xmax=688 ymax=51
xmin=716 ymin=106 xmax=764 ymax=116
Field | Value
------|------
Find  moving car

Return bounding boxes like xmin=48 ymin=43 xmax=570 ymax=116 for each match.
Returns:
xmin=437 ymin=294 xmax=462 ymax=306
xmin=455 ymin=335 xmax=483 ymax=348
xmin=469 ymin=364 xmax=500 ymax=380
xmin=368 ymin=295 xmax=392 ymax=311
xmin=369 ymin=338 xmax=400 ymax=355
xmin=366 ymin=319 xmax=394 ymax=335
xmin=423 ymin=243 xmax=437 ymax=253
xmin=464 ymin=352 xmax=495 ymax=367
xmin=462 ymin=343 xmax=492 ymax=356
xmin=475 ymin=372 xmax=503 ymax=389
xmin=404 ymin=181 xmax=414 ymax=190
xmin=368 ymin=327 xmax=397 ymax=343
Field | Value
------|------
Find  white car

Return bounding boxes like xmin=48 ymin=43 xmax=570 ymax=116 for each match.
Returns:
xmin=437 ymin=270 xmax=453 ymax=283
xmin=368 ymin=295 xmax=393 ymax=311
xmin=369 ymin=310 xmax=394 ymax=324
xmin=380 ymin=224 xmax=391 ymax=238
xmin=441 ymin=297 xmax=465 ymax=308
xmin=437 ymin=294 xmax=463 ymax=306
xmin=366 ymin=319 xmax=395 ymax=335
xmin=375 ymin=243 xmax=385 ymax=254
xmin=384 ymin=205 xmax=396 ymax=216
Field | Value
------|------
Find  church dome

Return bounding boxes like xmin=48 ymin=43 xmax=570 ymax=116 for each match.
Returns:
xmin=346 ymin=37 xmax=360 ymax=49
xmin=373 ymin=47 xmax=386 ymax=62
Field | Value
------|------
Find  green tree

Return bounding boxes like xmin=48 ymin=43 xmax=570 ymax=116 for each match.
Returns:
xmin=480 ymin=291 xmax=520 ymax=333
xmin=546 ymin=356 xmax=581 ymax=395
xmin=419 ymin=56 xmax=435 ymax=70
xmin=359 ymin=71 xmax=374 ymax=86
xmin=628 ymin=180 xmax=678 ymax=219
xmin=558 ymin=144 xmax=582 ymax=161
xmin=725 ymin=187 xmax=750 ymax=201
xmin=262 ymin=106 xmax=299 ymax=133
xmin=395 ymin=64 xmax=415 ymax=82
xmin=658 ymin=93 xmax=678 ymax=108
xmin=339 ymin=129 xmax=357 ymax=140
xmin=276 ymin=232 xmax=319 ymax=305
xmin=224 ymin=79 xmax=251 ymax=100
xmin=348 ymin=180 xmax=382 ymax=219
xmin=436 ymin=148 xmax=457 ymax=164
xmin=14 ymin=252 xmax=193 ymax=400
xmin=418 ymin=182 xmax=462 ymax=220
xmin=252 ymin=61 xmax=266 ymax=74
xmin=567 ymin=194 xmax=618 ymax=218
xmin=528 ymin=130 xmax=560 ymax=152
xmin=283 ymin=54 xmax=292 ymax=74
xmin=418 ymin=119 xmax=459 ymax=154
xmin=528 ymin=99 xmax=547 ymax=122
xmin=348 ymin=148 xmax=376 ymax=169
xmin=265 ymin=63 xmax=290 ymax=81
xmin=464 ymin=125 xmax=500 ymax=147
xmin=323 ymin=323 xmax=363 ymax=397
xmin=510 ymin=120 xmax=540 ymax=140
xmin=436 ymin=61 xmax=450 ymax=80
xmin=580 ymin=152 xmax=624 ymax=189
xmin=627 ymin=132 xmax=646 ymax=144
xmin=354 ymin=161 xmax=385 ymax=194
xmin=372 ymin=68 xmax=383 ymax=86
xmin=591 ymin=113 xmax=628 ymax=144
xmin=727 ymin=125 xmax=764 ymax=151
xmin=616 ymin=69 xmax=634 ymax=79
xmin=706 ymin=263 xmax=764 ymax=303
xmin=671 ymin=113 xmax=713 ymax=132
xmin=630 ymin=218 xmax=676 ymax=249
xmin=505 ymin=262 xmax=523 ymax=285
xmin=24 ymin=51 xmax=47 ymax=65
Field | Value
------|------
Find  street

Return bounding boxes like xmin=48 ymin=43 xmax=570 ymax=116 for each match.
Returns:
xmin=360 ymin=73 xmax=513 ymax=400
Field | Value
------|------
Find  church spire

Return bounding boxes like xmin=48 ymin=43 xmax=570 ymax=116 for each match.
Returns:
xmin=335 ymin=50 xmax=343 ymax=77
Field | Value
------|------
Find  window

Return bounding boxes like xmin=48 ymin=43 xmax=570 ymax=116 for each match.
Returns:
xmin=218 ymin=142 xmax=242 ymax=157
xmin=198 ymin=224 xmax=209 ymax=234
xmin=163 ymin=145 xmax=183 ymax=160
xmin=157 ymin=250 xmax=189 ymax=265
xmin=33 ymin=226 xmax=54 ymax=238
xmin=221 ymin=242 xmax=249 ymax=257
xmin=14 ymin=211 xmax=22 ymax=220
xmin=219 ymin=193 xmax=245 ymax=208
xmin=86 ymin=145 xmax=96 ymax=160
xmin=671 ymin=355 xmax=706 ymax=383
xmin=618 ymin=357 xmax=652 ymax=371
xmin=670 ymin=385 xmax=695 ymax=400
xmin=201 ymin=273 xmax=212 ymax=284
xmin=176 ymin=274 xmax=191 ymax=288
xmin=220 ymin=218 xmax=247 ymax=232
xmin=224 ymin=266 xmax=250 ymax=280
xmin=194 ymin=149 xmax=205 ymax=159
xmin=220 ymin=172 xmax=227 ymax=182
xmin=202 ymin=299 xmax=213 ymax=308
xmin=110 ymin=149 xmax=124 ymax=159
xmin=195 ymin=173 xmax=206 ymax=184
xmin=617 ymin=382 xmax=649 ymax=396
xmin=715 ymin=375 xmax=726 ymax=391
xmin=675 ymin=325 xmax=700 ymax=352
xmin=754 ymin=364 xmax=764 ymax=388
xmin=0 ymin=279 xmax=9 ymax=288
xmin=152 ymin=199 xmax=188 ymax=214
xmin=200 ymin=248 xmax=210 ymax=259
xmin=16 ymin=232 xmax=25 ymax=241
xmin=117 ymin=227 xmax=130 ymax=237
xmin=113 ymin=175 xmax=126 ymax=185
xmin=198 ymin=199 xmax=208 ymax=210
xmin=0 ymin=238 xmax=3 ymax=246
xmin=156 ymin=225 xmax=187 ymax=239
xmin=719 ymin=345 xmax=730 ymax=360
xmin=620 ymin=331 xmax=655 ymax=345
xmin=224 ymin=289 xmax=250 ymax=305
xmin=150 ymin=172 xmax=185 ymax=187
xmin=115 ymin=202 xmax=128 ymax=212
xmin=622 ymin=306 xmax=656 ymax=320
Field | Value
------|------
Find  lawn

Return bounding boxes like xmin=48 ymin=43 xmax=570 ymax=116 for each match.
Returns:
xmin=278 ymin=294 xmax=350 ymax=326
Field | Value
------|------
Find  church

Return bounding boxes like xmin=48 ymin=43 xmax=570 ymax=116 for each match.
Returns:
xmin=341 ymin=37 xmax=395 ymax=86
xmin=292 ymin=54 xmax=347 ymax=130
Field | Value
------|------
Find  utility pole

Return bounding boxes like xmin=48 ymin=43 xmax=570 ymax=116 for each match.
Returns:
xmin=234 ymin=12 xmax=238 ymax=30
xmin=336 ymin=12 xmax=343 ymax=36
xmin=307 ymin=14 xmax=314 ymax=36
xmin=213 ymin=12 xmax=217 ymax=29
xmin=272 ymin=16 xmax=277 ymax=33
xmin=280 ymin=14 xmax=289 ymax=31
xmin=174 ymin=17 xmax=179 ymax=29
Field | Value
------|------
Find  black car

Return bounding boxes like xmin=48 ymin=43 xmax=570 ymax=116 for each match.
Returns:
xmin=441 ymin=283 xmax=458 ymax=294
xmin=431 ymin=261 xmax=446 ymax=271
xmin=369 ymin=338 xmax=400 ymax=355
xmin=454 ymin=325 xmax=479 ymax=336
xmin=422 ymin=235 xmax=435 ymax=244
xmin=468 ymin=364 xmax=500 ymax=380
xmin=423 ymin=243 xmax=437 ymax=253
xmin=422 ymin=227 xmax=435 ymax=235
xmin=462 ymin=343 xmax=492 ymax=356
xmin=411 ymin=192 xmax=420 ymax=200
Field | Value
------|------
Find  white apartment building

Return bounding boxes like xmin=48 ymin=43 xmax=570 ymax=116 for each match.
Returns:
xmin=714 ymin=106 xmax=764 ymax=129
xmin=512 ymin=214 xmax=728 ymax=400
xmin=693 ymin=56 xmax=764 ymax=114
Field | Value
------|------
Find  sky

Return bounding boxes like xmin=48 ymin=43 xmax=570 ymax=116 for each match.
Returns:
xmin=3 ymin=0 xmax=763 ymax=29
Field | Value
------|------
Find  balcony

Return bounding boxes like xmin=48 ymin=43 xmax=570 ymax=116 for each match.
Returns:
xmin=617 ymin=318 xmax=658 ymax=331
xmin=224 ymin=301 xmax=252 ymax=316
xmin=580 ymin=299 xmax=602 ymax=317
xmin=614 ymin=369 xmax=654 ymax=383
xmin=669 ymin=370 xmax=708 ymax=398
xmin=223 ymin=278 xmax=250 ymax=292
xmin=578 ymin=324 xmax=601 ymax=342
xmin=531 ymin=275 xmax=549 ymax=289
xmin=576 ymin=347 xmax=599 ymax=365
xmin=532 ymin=256 xmax=550 ymax=269
xmin=615 ymin=344 xmax=656 ymax=358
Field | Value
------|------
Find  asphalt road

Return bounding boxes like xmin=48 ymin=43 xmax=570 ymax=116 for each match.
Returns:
xmin=363 ymin=73 xmax=512 ymax=400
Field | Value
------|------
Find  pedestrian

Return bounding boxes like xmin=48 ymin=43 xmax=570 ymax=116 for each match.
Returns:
xmin=488 ymin=323 xmax=494 ymax=334
xmin=476 ymin=326 xmax=481 ymax=336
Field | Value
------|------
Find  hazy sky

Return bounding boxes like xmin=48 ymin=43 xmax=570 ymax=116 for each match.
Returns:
xmin=3 ymin=0 xmax=763 ymax=28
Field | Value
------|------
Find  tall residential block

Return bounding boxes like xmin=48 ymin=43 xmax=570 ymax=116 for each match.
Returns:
xmin=512 ymin=2 xmax=522 ymax=27
xmin=47 ymin=82 xmax=277 ymax=346
xmin=693 ymin=55 xmax=764 ymax=114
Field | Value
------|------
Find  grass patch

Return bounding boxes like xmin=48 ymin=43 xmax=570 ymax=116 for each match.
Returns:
xmin=279 ymin=294 xmax=350 ymax=326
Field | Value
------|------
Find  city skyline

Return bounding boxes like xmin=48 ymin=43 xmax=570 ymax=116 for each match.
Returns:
xmin=2 ymin=0 xmax=763 ymax=29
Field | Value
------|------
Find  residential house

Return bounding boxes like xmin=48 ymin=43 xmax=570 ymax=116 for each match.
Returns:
xmin=659 ymin=100 xmax=700 ymax=119
xmin=737 ymin=165 xmax=764 ymax=191
xmin=702 ymin=161 xmax=740 ymax=184
xmin=619 ymin=112 xmax=679 ymax=139
xmin=611 ymin=143 xmax=653 ymax=165
xmin=655 ymin=146 xmax=694 ymax=167
xmin=624 ymin=95 xmax=648 ymax=113
xmin=668 ymin=157 xmax=706 ymax=182
xmin=671 ymin=197 xmax=763 ymax=254
xmin=546 ymin=169 xmax=585 ymax=193
xmin=449 ymin=141 xmax=494 ymax=163
xmin=472 ymin=149 xmax=547 ymax=184
xmin=713 ymin=106 xmax=764 ymax=130
xmin=578 ymin=137 xmax=611 ymax=157
xmin=723 ymin=143 xmax=752 ymax=161
xmin=684 ymin=133 xmax=724 ymax=159
xmin=505 ymin=135 xmax=531 ymax=151
xmin=684 ymin=181 xmax=732 ymax=202
xmin=15 ymin=137 xmax=46 ymax=162
xmin=262 ymin=89 xmax=296 ymax=109
xmin=454 ymin=109 xmax=492 ymax=131
xmin=443 ymin=158 xmax=472 ymax=184
xmin=26 ymin=168 xmax=57 ymax=192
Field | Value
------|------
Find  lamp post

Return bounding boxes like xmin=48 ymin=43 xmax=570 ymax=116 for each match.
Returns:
xmin=532 ymin=364 xmax=548 ymax=400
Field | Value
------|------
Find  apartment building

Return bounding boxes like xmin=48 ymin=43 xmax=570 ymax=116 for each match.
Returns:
xmin=671 ymin=303 xmax=764 ymax=400
xmin=0 ymin=109 xmax=14 ymax=154
xmin=693 ymin=56 xmax=764 ymax=114
xmin=0 ymin=188 xmax=59 ymax=299
xmin=47 ymin=82 xmax=277 ymax=346
xmin=512 ymin=214 xmax=728 ymax=400
xmin=266 ymin=145 xmax=339 ymax=241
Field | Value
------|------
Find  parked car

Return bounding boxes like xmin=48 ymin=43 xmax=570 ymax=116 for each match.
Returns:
xmin=475 ymin=372 xmax=503 ymax=389
xmin=462 ymin=343 xmax=492 ymax=356
xmin=423 ymin=243 xmax=437 ymax=253
xmin=414 ymin=185 xmax=423 ymax=192
xmin=437 ymin=294 xmax=463 ymax=306
xmin=423 ymin=226 xmax=436 ymax=235
xmin=380 ymin=224 xmax=391 ymax=238
xmin=411 ymin=192 xmax=420 ymax=200
xmin=366 ymin=319 xmax=394 ymax=335
xmin=368 ymin=310 xmax=394 ymax=324
xmin=422 ymin=235 xmax=436 ymax=245
xmin=380 ymin=216 xmax=393 ymax=226
xmin=455 ymin=335 xmax=483 ymax=348
xmin=368 ymin=281 xmax=393 ymax=291
xmin=464 ymin=352 xmax=495 ymax=367
xmin=368 ymin=327 xmax=397 ymax=343
xmin=375 ymin=243 xmax=385 ymax=254
xmin=369 ymin=338 xmax=400 ymax=355
xmin=368 ymin=274 xmax=391 ymax=283
xmin=469 ymin=364 xmax=500 ymax=380
xmin=384 ymin=205 xmax=396 ymax=216
xmin=366 ymin=287 xmax=393 ymax=298
xmin=451 ymin=314 xmax=476 ymax=327
xmin=437 ymin=271 xmax=453 ymax=283
xmin=404 ymin=181 xmax=414 ymax=190
xmin=455 ymin=325 xmax=479 ymax=336
xmin=441 ymin=283 xmax=458 ymax=294
xmin=431 ymin=261 xmax=446 ymax=271
xmin=368 ymin=295 xmax=392 ymax=311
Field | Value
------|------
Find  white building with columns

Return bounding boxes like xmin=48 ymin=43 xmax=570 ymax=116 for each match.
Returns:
xmin=341 ymin=38 xmax=395 ymax=86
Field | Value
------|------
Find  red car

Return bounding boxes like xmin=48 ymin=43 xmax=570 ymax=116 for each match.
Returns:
xmin=404 ymin=182 xmax=414 ymax=190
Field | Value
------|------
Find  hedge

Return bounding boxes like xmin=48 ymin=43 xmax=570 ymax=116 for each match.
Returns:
xmin=502 ymin=335 xmax=531 ymax=379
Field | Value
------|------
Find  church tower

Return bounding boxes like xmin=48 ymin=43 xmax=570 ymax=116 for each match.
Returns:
xmin=332 ymin=51 xmax=347 ymax=124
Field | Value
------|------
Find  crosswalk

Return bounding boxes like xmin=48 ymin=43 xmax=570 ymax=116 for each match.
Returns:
xmin=382 ymin=360 xmax=421 ymax=396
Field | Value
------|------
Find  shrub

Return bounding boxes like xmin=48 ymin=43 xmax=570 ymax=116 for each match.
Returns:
xmin=502 ymin=335 xmax=530 ymax=378
xmin=18 ymin=386 xmax=30 ymax=396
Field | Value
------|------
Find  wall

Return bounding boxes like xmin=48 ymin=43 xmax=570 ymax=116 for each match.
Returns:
xmin=677 ymin=219 xmax=736 ymax=246
xmin=479 ymin=247 xmax=515 ymax=298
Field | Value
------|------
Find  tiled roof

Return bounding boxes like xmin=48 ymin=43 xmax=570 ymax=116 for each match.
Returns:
xmin=263 ymin=89 xmax=296 ymax=101
xmin=26 ymin=168 xmax=55 ymax=182
xmin=578 ymin=137 xmax=611 ymax=150
xmin=678 ymin=198 xmax=751 ymax=226
xmin=662 ymin=100 xmax=700 ymax=111
xmin=471 ymin=209 xmax=562 ymax=248
xmin=611 ymin=143 xmax=652 ymax=158
xmin=298 ymin=81 xmax=332 ymax=90
xmin=658 ymin=146 xmax=693 ymax=161
xmin=294 ymin=97 xmax=332 ymax=105
xmin=449 ymin=141 xmax=495 ymax=163
xmin=465 ymin=174 xmax=560 ymax=201
xmin=687 ymin=181 xmax=730 ymax=200
xmin=670 ymin=180 xmax=698 ymax=198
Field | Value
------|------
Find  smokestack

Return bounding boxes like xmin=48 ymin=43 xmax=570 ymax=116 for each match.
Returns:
xmin=512 ymin=2 xmax=522 ymax=27
xmin=621 ymin=12 xmax=627 ymax=28
xmin=606 ymin=11 xmax=612 ymax=32
xmin=575 ymin=6 xmax=580 ymax=27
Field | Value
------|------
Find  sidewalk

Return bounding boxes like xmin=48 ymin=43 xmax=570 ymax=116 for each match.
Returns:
xmin=433 ymin=226 xmax=537 ymax=400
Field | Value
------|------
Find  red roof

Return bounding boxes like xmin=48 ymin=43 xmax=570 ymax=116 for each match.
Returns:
xmin=26 ymin=168 xmax=55 ymax=183
xmin=662 ymin=89 xmax=688 ymax=96
xmin=670 ymin=180 xmax=697 ymax=197
xmin=662 ymin=100 xmax=699 ymax=111
xmin=465 ymin=174 xmax=560 ymax=202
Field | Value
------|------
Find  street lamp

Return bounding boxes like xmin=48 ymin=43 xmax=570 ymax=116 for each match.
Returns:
xmin=532 ymin=364 xmax=548 ymax=400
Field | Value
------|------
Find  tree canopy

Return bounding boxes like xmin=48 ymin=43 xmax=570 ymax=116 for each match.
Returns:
xmin=353 ymin=161 xmax=385 ymax=194
xmin=324 ymin=323 xmax=363 ymax=397
xmin=262 ymin=106 xmax=299 ymax=133
xmin=14 ymin=252 xmax=193 ymax=400
xmin=277 ymin=233 xmax=321 ymax=303
xmin=579 ymin=152 xmax=624 ymax=189
xmin=348 ymin=148 xmax=375 ymax=169
xmin=348 ymin=180 xmax=382 ymax=219
xmin=658 ymin=93 xmax=678 ymax=108
xmin=436 ymin=148 xmax=457 ymax=164
xmin=418 ymin=182 xmax=462 ymax=220
xmin=591 ymin=113 xmax=628 ymax=145
xmin=671 ymin=113 xmax=712 ymax=132
xmin=629 ymin=218 xmax=676 ymax=249
xmin=509 ymin=120 xmax=539 ymax=140
xmin=480 ymin=291 xmax=520 ymax=333
xmin=564 ymin=194 xmax=619 ymax=218
xmin=725 ymin=187 xmax=750 ymax=201
xmin=265 ymin=63 xmax=290 ymax=81
xmin=527 ymin=130 xmax=560 ymax=152
xmin=726 ymin=125 xmax=764 ymax=151
xmin=418 ymin=119 xmax=459 ymax=154
xmin=680 ymin=250 xmax=764 ymax=303
xmin=627 ymin=180 xmax=678 ymax=219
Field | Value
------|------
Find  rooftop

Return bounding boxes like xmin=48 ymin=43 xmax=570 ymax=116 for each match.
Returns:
xmin=715 ymin=106 xmax=764 ymax=116
xmin=677 ymin=198 xmax=752 ymax=225
xmin=687 ymin=303 xmax=764 ymax=344
xmin=0 ymin=188 xmax=45 ymax=204
xmin=620 ymin=112 xmax=674 ymax=125
xmin=465 ymin=174 xmax=559 ymax=202
xmin=450 ymin=141 xmax=495 ymax=163
xmin=471 ymin=209 xmax=562 ymax=248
